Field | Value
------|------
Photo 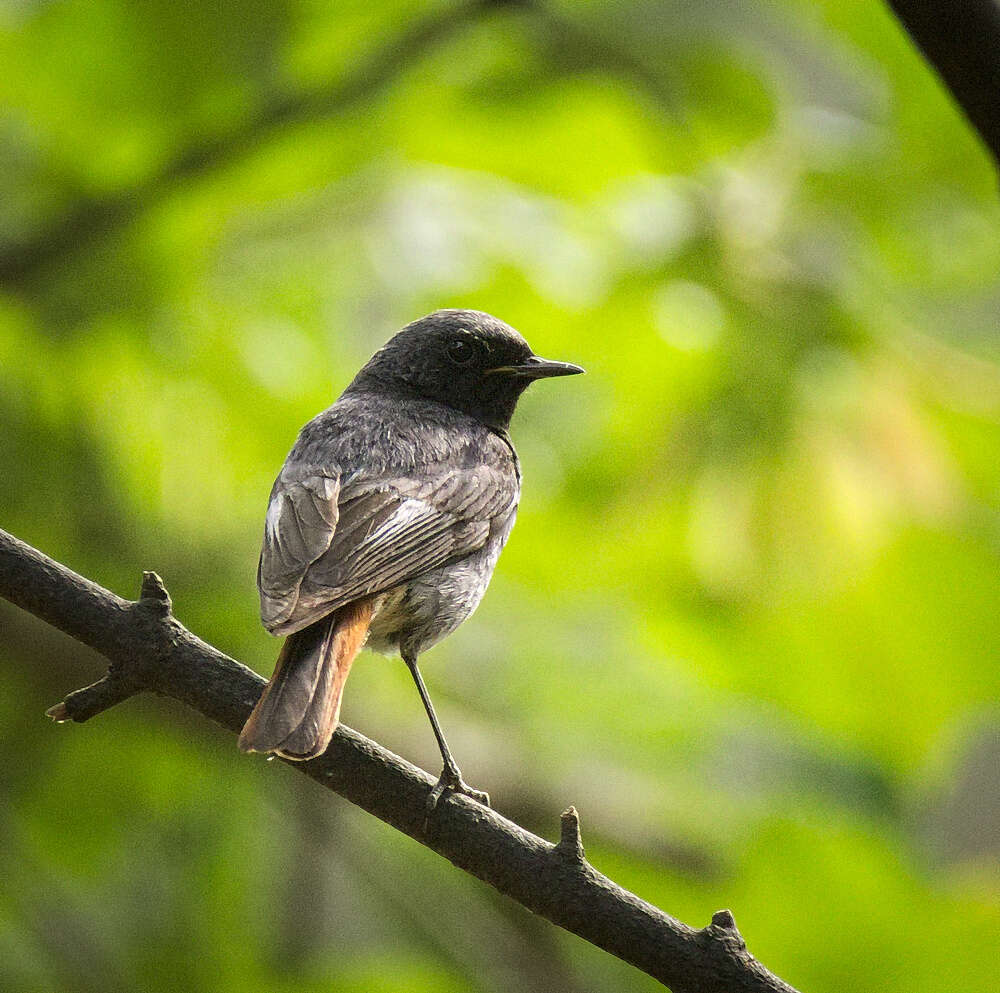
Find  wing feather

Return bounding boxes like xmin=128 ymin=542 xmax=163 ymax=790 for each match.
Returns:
xmin=259 ymin=457 xmax=516 ymax=636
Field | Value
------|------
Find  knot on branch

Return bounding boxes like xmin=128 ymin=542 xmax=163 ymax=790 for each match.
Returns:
xmin=554 ymin=805 xmax=585 ymax=863
xmin=138 ymin=571 xmax=172 ymax=617
xmin=703 ymin=908 xmax=746 ymax=951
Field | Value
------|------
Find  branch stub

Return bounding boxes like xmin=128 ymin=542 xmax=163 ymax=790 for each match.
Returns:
xmin=45 ymin=701 xmax=71 ymax=723
xmin=554 ymin=805 xmax=586 ymax=863
xmin=706 ymin=908 xmax=747 ymax=951
xmin=138 ymin=571 xmax=172 ymax=617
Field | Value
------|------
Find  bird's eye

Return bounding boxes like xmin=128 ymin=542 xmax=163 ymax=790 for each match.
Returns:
xmin=447 ymin=338 xmax=477 ymax=365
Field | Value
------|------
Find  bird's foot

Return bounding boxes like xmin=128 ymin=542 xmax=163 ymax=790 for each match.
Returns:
xmin=426 ymin=763 xmax=490 ymax=813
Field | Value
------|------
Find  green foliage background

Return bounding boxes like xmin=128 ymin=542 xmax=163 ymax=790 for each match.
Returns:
xmin=2 ymin=1 xmax=999 ymax=990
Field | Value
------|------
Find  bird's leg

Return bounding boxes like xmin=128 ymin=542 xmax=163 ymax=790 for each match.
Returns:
xmin=403 ymin=653 xmax=490 ymax=811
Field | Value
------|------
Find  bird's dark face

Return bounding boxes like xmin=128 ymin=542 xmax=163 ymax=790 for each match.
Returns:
xmin=351 ymin=310 xmax=583 ymax=430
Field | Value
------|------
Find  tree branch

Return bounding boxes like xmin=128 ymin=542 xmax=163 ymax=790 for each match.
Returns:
xmin=0 ymin=527 xmax=799 ymax=993
xmin=887 ymin=0 xmax=1000 ymax=169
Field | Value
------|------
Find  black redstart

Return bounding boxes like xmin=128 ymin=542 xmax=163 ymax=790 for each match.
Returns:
xmin=238 ymin=309 xmax=583 ymax=806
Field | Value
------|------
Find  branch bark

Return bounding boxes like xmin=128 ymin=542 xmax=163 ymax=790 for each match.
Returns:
xmin=887 ymin=0 xmax=1000 ymax=169
xmin=0 ymin=527 xmax=800 ymax=993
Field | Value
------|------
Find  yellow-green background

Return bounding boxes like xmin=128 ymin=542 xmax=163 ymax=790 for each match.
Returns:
xmin=2 ymin=1 xmax=998 ymax=990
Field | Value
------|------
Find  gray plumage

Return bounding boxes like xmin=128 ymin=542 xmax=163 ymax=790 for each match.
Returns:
xmin=257 ymin=390 xmax=520 ymax=656
xmin=240 ymin=309 xmax=582 ymax=783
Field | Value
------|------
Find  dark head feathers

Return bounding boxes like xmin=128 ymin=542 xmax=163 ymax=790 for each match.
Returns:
xmin=347 ymin=310 xmax=583 ymax=430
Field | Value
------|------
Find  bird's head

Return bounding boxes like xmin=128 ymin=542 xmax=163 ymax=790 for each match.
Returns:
xmin=350 ymin=310 xmax=583 ymax=430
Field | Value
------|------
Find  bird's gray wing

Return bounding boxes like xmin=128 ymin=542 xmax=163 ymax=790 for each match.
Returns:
xmin=258 ymin=469 xmax=341 ymax=633
xmin=258 ymin=461 xmax=517 ymax=636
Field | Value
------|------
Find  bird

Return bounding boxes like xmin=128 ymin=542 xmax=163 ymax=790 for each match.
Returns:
xmin=238 ymin=309 xmax=583 ymax=807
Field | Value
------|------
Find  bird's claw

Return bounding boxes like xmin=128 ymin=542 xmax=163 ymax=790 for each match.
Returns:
xmin=425 ymin=765 xmax=490 ymax=814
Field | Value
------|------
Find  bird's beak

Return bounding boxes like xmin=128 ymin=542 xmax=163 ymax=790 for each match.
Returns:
xmin=488 ymin=355 xmax=585 ymax=379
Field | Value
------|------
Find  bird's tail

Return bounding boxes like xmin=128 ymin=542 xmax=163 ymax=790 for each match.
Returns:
xmin=238 ymin=599 xmax=373 ymax=760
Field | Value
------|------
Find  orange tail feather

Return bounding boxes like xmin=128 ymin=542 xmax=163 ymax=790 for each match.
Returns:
xmin=238 ymin=599 xmax=372 ymax=760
